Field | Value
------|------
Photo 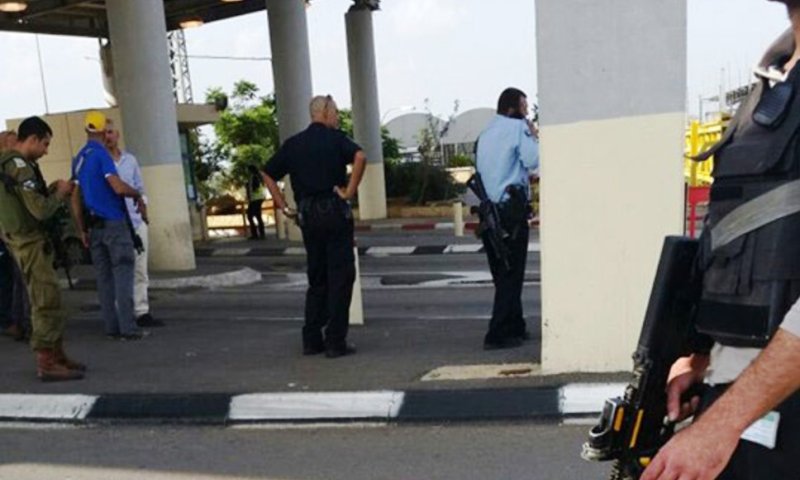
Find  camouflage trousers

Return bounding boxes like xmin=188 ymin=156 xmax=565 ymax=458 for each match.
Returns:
xmin=6 ymin=232 xmax=65 ymax=350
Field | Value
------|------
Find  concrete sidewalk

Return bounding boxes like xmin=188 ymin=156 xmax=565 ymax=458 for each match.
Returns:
xmin=0 ymin=254 xmax=625 ymax=426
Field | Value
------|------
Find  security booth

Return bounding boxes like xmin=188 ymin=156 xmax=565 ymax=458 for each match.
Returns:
xmin=5 ymin=103 xmax=220 ymax=244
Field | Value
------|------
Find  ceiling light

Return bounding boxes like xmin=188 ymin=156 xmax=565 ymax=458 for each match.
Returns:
xmin=0 ymin=1 xmax=28 ymax=13
xmin=179 ymin=16 xmax=204 ymax=29
xmin=220 ymin=0 xmax=243 ymax=3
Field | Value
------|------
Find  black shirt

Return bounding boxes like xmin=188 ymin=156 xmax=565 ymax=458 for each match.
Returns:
xmin=263 ymin=123 xmax=362 ymax=202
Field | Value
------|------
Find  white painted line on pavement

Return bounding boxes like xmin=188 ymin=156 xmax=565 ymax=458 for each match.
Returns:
xmin=434 ymin=222 xmax=454 ymax=230
xmin=0 ymin=394 xmax=97 ymax=420
xmin=528 ymin=243 xmax=541 ymax=252
xmin=229 ymin=391 xmax=405 ymax=421
xmin=559 ymin=383 xmax=627 ymax=415
xmin=211 ymin=248 xmax=250 ymax=257
xmin=284 ymin=247 xmax=307 ymax=256
xmin=366 ymin=246 xmax=416 ymax=256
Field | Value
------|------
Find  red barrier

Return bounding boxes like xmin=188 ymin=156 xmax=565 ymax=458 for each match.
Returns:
xmin=687 ymin=186 xmax=710 ymax=238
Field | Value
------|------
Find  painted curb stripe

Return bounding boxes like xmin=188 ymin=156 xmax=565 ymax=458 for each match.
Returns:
xmin=399 ymin=388 xmax=561 ymax=421
xmin=444 ymin=244 xmax=483 ymax=254
xmin=0 ymin=385 xmax=613 ymax=424
xmin=0 ymin=394 xmax=97 ymax=420
xmin=366 ymin=246 xmax=416 ymax=256
xmin=229 ymin=391 xmax=405 ymax=421
xmin=412 ymin=246 xmax=448 ymax=255
xmin=195 ymin=243 xmax=540 ymax=257
xmin=87 ymin=394 xmax=232 ymax=422
xmin=559 ymin=383 xmax=627 ymax=415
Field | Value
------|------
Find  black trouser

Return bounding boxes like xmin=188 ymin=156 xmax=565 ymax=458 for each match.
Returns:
xmin=300 ymin=197 xmax=356 ymax=350
xmin=697 ymin=384 xmax=799 ymax=479
xmin=246 ymin=200 xmax=265 ymax=239
xmin=481 ymin=209 xmax=529 ymax=344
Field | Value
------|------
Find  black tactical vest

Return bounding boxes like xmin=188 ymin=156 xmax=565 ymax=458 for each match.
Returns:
xmin=694 ymin=66 xmax=800 ymax=348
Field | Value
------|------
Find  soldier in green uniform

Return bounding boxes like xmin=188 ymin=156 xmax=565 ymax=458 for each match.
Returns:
xmin=0 ymin=116 xmax=84 ymax=381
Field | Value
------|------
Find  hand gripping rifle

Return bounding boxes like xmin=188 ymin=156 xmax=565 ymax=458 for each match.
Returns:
xmin=581 ymin=236 xmax=706 ymax=480
xmin=467 ymin=173 xmax=511 ymax=271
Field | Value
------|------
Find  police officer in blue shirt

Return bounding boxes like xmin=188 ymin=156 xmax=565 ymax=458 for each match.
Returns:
xmin=262 ymin=95 xmax=366 ymax=358
xmin=476 ymin=88 xmax=539 ymax=350
xmin=71 ymin=111 xmax=147 ymax=340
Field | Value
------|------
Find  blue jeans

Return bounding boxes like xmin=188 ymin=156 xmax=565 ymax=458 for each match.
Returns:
xmin=90 ymin=220 xmax=137 ymax=336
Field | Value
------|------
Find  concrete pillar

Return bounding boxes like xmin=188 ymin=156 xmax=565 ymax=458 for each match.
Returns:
xmin=345 ymin=5 xmax=387 ymax=220
xmin=536 ymin=0 xmax=687 ymax=373
xmin=105 ymin=0 xmax=196 ymax=271
xmin=266 ymin=0 xmax=312 ymax=241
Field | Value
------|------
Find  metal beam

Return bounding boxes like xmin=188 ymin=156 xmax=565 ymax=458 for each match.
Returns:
xmin=165 ymin=1 xmax=265 ymax=31
xmin=20 ymin=0 xmax=97 ymax=20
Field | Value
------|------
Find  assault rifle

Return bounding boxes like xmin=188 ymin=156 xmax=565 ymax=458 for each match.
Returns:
xmin=43 ymin=205 xmax=76 ymax=290
xmin=581 ymin=236 xmax=706 ymax=480
xmin=467 ymin=173 xmax=511 ymax=271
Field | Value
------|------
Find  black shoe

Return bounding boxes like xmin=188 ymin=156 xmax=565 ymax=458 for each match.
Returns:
xmin=516 ymin=331 xmax=532 ymax=342
xmin=119 ymin=330 xmax=151 ymax=341
xmin=136 ymin=314 xmax=165 ymax=328
xmin=325 ymin=344 xmax=356 ymax=358
xmin=303 ymin=344 xmax=325 ymax=356
xmin=483 ymin=337 xmax=524 ymax=351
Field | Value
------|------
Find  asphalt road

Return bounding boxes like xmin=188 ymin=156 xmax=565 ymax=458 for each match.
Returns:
xmin=69 ymin=251 xmax=542 ymax=324
xmin=0 ymin=422 xmax=613 ymax=480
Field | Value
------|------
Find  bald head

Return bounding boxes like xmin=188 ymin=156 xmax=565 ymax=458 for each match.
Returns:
xmin=309 ymin=95 xmax=340 ymax=128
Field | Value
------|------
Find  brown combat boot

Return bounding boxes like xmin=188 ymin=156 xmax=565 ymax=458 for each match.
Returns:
xmin=36 ymin=349 xmax=84 ymax=382
xmin=54 ymin=339 xmax=87 ymax=372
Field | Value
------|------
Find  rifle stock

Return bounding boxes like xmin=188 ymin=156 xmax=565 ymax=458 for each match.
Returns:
xmin=581 ymin=236 xmax=702 ymax=480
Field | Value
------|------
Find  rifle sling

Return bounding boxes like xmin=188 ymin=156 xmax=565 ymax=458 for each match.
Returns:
xmin=711 ymin=178 xmax=800 ymax=251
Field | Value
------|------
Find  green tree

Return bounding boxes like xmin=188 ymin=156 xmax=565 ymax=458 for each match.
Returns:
xmin=199 ymin=81 xmax=281 ymax=196
xmin=196 ymin=82 xmax=402 ymax=200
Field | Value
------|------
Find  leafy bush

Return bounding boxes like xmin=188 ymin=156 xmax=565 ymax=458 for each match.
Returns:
xmin=448 ymin=154 xmax=473 ymax=168
xmin=384 ymin=159 xmax=465 ymax=203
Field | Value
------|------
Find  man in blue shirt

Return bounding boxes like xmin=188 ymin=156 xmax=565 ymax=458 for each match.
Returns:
xmin=475 ymin=88 xmax=539 ymax=350
xmin=71 ymin=111 xmax=148 ymax=340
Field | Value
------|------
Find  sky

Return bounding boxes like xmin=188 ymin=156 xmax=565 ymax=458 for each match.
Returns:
xmin=0 ymin=0 xmax=792 ymax=125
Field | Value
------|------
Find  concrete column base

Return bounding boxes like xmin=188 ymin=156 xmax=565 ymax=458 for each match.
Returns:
xmin=357 ymin=162 xmax=387 ymax=220
xmin=140 ymin=163 xmax=196 ymax=271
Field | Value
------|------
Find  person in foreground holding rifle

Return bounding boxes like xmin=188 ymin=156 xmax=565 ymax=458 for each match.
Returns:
xmin=581 ymin=237 xmax=706 ymax=479
xmin=585 ymin=4 xmax=800 ymax=477
xmin=471 ymin=87 xmax=539 ymax=351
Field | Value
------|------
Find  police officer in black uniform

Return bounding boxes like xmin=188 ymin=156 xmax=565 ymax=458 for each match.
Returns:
xmin=262 ymin=95 xmax=366 ymax=358
xmin=643 ymin=4 xmax=800 ymax=478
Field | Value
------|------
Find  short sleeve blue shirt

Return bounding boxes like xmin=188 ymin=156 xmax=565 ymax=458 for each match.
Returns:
xmin=72 ymin=140 xmax=126 ymax=221
xmin=476 ymin=115 xmax=539 ymax=203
